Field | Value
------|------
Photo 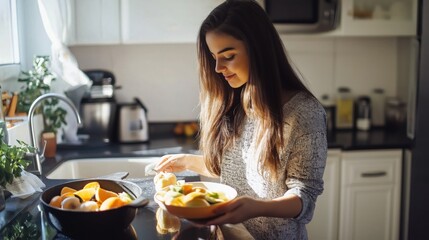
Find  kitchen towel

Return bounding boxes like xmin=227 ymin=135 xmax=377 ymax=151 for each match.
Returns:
xmin=5 ymin=170 xmax=46 ymax=199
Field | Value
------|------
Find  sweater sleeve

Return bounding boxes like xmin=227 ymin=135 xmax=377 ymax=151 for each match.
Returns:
xmin=284 ymin=131 xmax=327 ymax=224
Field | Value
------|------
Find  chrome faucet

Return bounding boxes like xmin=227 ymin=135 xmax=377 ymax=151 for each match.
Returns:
xmin=28 ymin=93 xmax=82 ymax=175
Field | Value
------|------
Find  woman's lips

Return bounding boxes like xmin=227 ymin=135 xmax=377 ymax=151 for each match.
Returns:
xmin=224 ymin=74 xmax=236 ymax=81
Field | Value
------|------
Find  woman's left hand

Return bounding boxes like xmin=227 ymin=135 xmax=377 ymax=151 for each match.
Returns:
xmin=190 ymin=196 xmax=262 ymax=226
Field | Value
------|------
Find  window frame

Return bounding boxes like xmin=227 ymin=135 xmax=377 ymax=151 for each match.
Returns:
xmin=0 ymin=0 xmax=20 ymax=82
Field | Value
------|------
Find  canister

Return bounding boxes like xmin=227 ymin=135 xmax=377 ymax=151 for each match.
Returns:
xmin=335 ymin=87 xmax=354 ymax=129
xmin=385 ymin=98 xmax=406 ymax=130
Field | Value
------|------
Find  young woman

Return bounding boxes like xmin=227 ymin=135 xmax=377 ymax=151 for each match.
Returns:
xmin=155 ymin=0 xmax=327 ymax=239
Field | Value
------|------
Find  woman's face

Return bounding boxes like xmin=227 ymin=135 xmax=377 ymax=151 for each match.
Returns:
xmin=205 ymin=31 xmax=250 ymax=88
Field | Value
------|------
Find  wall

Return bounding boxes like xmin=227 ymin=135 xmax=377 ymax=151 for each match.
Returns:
xmin=70 ymin=36 xmax=400 ymax=122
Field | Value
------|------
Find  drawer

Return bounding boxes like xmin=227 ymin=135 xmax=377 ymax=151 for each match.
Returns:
xmin=341 ymin=150 xmax=402 ymax=186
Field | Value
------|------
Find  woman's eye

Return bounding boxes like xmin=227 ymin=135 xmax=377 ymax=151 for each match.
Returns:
xmin=224 ymin=55 xmax=235 ymax=60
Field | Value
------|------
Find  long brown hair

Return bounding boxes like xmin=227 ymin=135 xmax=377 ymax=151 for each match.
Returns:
xmin=197 ymin=0 xmax=312 ymax=179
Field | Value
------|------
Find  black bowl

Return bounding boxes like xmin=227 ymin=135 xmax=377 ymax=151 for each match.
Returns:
xmin=40 ymin=179 xmax=149 ymax=239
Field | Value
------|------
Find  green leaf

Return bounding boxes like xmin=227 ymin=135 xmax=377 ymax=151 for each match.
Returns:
xmin=0 ymin=140 xmax=36 ymax=188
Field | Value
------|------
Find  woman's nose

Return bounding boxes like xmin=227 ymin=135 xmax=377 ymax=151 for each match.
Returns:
xmin=215 ymin=60 xmax=226 ymax=73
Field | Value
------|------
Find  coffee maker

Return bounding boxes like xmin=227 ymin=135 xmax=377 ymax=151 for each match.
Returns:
xmin=78 ymin=70 xmax=118 ymax=143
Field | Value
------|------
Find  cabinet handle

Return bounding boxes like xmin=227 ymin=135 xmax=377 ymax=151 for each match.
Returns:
xmin=361 ymin=171 xmax=387 ymax=177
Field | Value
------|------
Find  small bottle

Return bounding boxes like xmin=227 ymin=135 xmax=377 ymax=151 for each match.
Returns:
xmin=336 ymin=87 xmax=354 ymax=129
xmin=0 ymin=85 xmax=9 ymax=144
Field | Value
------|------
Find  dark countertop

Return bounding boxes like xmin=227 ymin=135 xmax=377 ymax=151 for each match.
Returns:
xmin=326 ymin=127 xmax=412 ymax=150
xmin=0 ymin=127 xmax=412 ymax=239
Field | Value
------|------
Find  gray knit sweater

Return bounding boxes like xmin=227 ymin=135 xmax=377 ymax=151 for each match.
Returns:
xmin=220 ymin=92 xmax=327 ymax=240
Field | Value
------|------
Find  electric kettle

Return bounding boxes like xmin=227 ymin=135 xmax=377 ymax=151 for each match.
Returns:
xmin=117 ymin=98 xmax=149 ymax=143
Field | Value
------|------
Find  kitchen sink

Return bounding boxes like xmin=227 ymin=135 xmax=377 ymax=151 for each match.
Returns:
xmin=46 ymin=157 xmax=160 ymax=179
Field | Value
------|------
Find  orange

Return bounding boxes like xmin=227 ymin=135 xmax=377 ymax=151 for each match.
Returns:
xmin=99 ymin=197 xmax=126 ymax=211
xmin=60 ymin=186 xmax=76 ymax=196
xmin=49 ymin=195 xmax=63 ymax=208
xmin=83 ymin=181 xmax=100 ymax=190
xmin=95 ymin=188 xmax=119 ymax=203
xmin=73 ymin=188 xmax=96 ymax=202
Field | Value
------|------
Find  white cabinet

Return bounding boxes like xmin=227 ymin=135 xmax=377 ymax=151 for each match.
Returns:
xmin=121 ymin=0 xmax=224 ymax=44
xmin=71 ymin=0 xmax=121 ymax=45
xmin=339 ymin=149 xmax=402 ymax=240
xmin=67 ymin=0 xmax=419 ymax=45
xmin=307 ymin=149 xmax=341 ymax=240
xmin=339 ymin=0 xmax=418 ymax=36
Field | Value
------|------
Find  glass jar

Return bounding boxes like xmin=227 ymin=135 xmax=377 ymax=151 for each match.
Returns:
xmin=385 ymin=98 xmax=407 ymax=130
xmin=336 ymin=87 xmax=354 ymax=129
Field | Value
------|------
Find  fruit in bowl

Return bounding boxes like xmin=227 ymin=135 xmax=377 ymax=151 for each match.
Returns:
xmin=40 ymin=179 xmax=149 ymax=239
xmin=48 ymin=181 xmax=133 ymax=212
xmin=154 ymin=179 xmax=237 ymax=220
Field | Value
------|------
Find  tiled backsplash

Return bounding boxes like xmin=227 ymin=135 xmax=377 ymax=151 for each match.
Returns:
xmin=67 ymin=37 xmax=410 ymax=122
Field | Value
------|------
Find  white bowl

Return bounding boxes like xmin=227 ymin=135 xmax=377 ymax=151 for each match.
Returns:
xmin=154 ymin=182 xmax=237 ymax=220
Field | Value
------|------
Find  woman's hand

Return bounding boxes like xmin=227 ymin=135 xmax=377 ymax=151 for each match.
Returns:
xmin=155 ymin=154 xmax=189 ymax=173
xmin=191 ymin=196 xmax=262 ymax=226
xmin=155 ymin=154 xmax=217 ymax=178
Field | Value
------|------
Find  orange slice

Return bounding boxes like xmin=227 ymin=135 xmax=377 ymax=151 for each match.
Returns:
xmin=95 ymin=188 xmax=119 ymax=203
xmin=74 ymin=188 xmax=96 ymax=202
xmin=61 ymin=192 xmax=75 ymax=199
xmin=83 ymin=181 xmax=100 ymax=190
xmin=99 ymin=197 xmax=126 ymax=211
xmin=60 ymin=186 xmax=76 ymax=196
xmin=182 ymin=183 xmax=193 ymax=195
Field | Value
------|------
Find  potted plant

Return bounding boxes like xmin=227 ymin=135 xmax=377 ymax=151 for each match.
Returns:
xmin=17 ymin=56 xmax=68 ymax=157
xmin=17 ymin=56 xmax=54 ymax=113
xmin=0 ymin=132 xmax=36 ymax=211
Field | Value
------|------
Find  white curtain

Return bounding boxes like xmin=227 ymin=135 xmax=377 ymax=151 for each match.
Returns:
xmin=37 ymin=0 xmax=91 ymax=142
xmin=38 ymin=0 xmax=90 ymax=89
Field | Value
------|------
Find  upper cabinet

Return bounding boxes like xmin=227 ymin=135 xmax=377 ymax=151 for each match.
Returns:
xmin=70 ymin=0 xmax=121 ymax=45
xmin=339 ymin=0 xmax=418 ymax=36
xmin=68 ymin=0 xmax=419 ymax=46
xmin=121 ymin=0 xmax=224 ymax=44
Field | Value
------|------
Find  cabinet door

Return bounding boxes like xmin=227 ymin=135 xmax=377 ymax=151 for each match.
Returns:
xmin=121 ymin=0 xmax=223 ymax=44
xmin=307 ymin=150 xmax=341 ymax=240
xmin=73 ymin=0 xmax=121 ymax=45
xmin=339 ymin=150 xmax=402 ymax=240
xmin=340 ymin=0 xmax=418 ymax=36
xmin=341 ymin=184 xmax=397 ymax=240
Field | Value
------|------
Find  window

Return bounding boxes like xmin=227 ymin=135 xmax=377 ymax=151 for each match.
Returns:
xmin=0 ymin=0 xmax=19 ymax=65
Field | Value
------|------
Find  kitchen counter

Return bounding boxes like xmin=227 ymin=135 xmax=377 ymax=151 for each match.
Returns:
xmin=0 ymin=126 xmax=412 ymax=239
